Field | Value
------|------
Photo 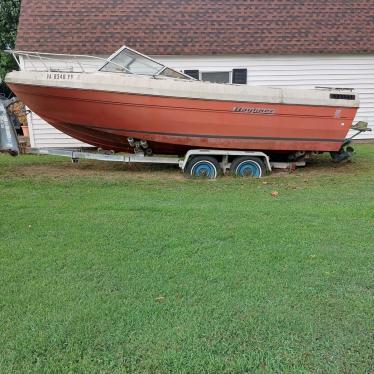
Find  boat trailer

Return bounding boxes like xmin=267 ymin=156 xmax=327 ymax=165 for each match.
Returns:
xmin=26 ymin=122 xmax=370 ymax=179
xmin=30 ymin=147 xmax=307 ymax=178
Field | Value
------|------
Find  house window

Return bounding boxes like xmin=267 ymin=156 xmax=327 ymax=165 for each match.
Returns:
xmin=184 ymin=69 xmax=248 ymax=84
xmin=184 ymin=70 xmax=199 ymax=80
xmin=201 ymin=71 xmax=231 ymax=84
xmin=232 ymin=69 xmax=247 ymax=85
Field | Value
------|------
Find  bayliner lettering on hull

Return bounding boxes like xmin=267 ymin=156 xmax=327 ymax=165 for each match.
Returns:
xmin=233 ymin=107 xmax=275 ymax=114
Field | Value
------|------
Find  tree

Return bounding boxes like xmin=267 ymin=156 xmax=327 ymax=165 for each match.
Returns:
xmin=0 ymin=0 xmax=21 ymax=96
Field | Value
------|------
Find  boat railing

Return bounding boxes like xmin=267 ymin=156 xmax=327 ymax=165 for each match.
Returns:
xmin=6 ymin=47 xmax=193 ymax=80
xmin=6 ymin=50 xmax=130 ymax=74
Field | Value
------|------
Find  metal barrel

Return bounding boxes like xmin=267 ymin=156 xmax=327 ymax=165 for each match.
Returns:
xmin=0 ymin=98 xmax=20 ymax=156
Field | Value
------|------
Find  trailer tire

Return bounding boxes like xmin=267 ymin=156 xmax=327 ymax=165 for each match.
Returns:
xmin=230 ymin=156 xmax=265 ymax=178
xmin=185 ymin=156 xmax=221 ymax=179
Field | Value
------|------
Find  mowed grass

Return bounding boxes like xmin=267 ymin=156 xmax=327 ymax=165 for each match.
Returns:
xmin=0 ymin=145 xmax=373 ymax=373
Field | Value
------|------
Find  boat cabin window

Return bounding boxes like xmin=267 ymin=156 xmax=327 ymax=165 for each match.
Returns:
xmin=100 ymin=47 xmax=190 ymax=79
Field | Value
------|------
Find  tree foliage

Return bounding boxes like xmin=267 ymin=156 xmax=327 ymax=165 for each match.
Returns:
xmin=0 ymin=0 xmax=21 ymax=96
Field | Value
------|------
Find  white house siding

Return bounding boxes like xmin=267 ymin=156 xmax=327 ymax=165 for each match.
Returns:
xmin=26 ymin=53 xmax=374 ymax=148
xmin=27 ymin=111 xmax=92 ymax=148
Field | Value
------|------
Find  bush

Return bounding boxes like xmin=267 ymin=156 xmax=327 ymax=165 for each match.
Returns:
xmin=0 ymin=0 xmax=21 ymax=96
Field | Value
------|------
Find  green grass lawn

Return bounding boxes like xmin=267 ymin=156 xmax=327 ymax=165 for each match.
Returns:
xmin=1 ymin=145 xmax=373 ymax=373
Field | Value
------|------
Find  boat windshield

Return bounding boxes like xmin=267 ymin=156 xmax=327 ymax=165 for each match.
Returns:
xmin=100 ymin=47 xmax=191 ymax=79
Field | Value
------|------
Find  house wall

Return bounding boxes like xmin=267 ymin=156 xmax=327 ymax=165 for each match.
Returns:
xmin=26 ymin=53 xmax=374 ymax=148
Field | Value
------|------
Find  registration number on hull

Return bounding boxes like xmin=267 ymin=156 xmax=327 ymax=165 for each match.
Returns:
xmin=46 ymin=73 xmax=76 ymax=80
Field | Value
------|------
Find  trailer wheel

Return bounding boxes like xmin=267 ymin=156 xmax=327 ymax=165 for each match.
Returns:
xmin=186 ymin=156 xmax=221 ymax=179
xmin=230 ymin=156 xmax=265 ymax=178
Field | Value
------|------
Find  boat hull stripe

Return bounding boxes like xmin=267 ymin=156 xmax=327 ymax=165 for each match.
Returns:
xmin=88 ymin=125 xmax=343 ymax=143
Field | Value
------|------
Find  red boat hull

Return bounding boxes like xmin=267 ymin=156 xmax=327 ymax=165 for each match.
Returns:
xmin=8 ymin=83 xmax=357 ymax=154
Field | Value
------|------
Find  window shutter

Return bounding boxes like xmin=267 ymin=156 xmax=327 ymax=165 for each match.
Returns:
xmin=232 ymin=69 xmax=247 ymax=84
xmin=184 ymin=70 xmax=200 ymax=80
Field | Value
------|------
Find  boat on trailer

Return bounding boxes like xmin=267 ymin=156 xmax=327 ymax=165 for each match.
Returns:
xmin=4 ymin=45 xmax=370 ymax=177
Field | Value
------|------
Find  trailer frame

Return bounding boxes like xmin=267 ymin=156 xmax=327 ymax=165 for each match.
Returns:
xmin=30 ymin=147 xmax=306 ymax=178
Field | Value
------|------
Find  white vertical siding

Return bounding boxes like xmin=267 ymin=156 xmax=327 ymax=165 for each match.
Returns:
xmin=26 ymin=53 xmax=374 ymax=147
xmin=27 ymin=111 xmax=92 ymax=148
